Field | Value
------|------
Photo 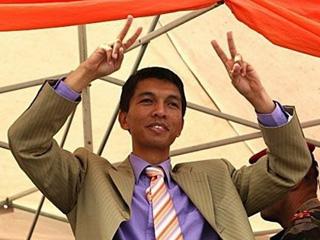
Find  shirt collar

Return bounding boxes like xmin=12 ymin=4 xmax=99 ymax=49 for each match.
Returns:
xmin=129 ymin=153 xmax=172 ymax=183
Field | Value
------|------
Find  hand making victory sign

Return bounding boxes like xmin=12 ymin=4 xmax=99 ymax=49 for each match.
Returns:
xmin=211 ymin=32 xmax=275 ymax=114
xmin=65 ymin=15 xmax=143 ymax=93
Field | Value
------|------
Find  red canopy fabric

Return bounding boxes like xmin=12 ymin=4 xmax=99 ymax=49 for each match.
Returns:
xmin=0 ymin=0 xmax=217 ymax=31
xmin=0 ymin=0 xmax=319 ymax=57
xmin=226 ymin=0 xmax=320 ymax=57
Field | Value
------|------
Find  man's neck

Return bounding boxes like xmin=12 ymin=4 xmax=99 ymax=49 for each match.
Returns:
xmin=132 ymin=147 xmax=170 ymax=165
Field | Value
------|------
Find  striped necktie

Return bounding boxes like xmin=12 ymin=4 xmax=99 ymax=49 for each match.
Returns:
xmin=145 ymin=166 xmax=184 ymax=240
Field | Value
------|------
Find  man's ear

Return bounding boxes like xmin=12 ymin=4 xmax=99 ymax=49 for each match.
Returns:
xmin=118 ymin=111 xmax=129 ymax=130
xmin=177 ymin=118 xmax=184 ymax=137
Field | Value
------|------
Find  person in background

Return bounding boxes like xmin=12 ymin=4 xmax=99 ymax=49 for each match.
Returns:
xmin=250 ymin=143 xmax=320 ymax=240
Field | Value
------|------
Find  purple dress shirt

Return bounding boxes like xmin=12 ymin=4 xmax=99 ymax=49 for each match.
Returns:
xmin=54 ymin=80 xmax=289 ymax=239
xmin=115 ymin=154 xmax=219 ymax=240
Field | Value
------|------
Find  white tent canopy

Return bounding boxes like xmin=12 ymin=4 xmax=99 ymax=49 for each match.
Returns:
xmin=1 ymin=4 xmax=319 ymax=239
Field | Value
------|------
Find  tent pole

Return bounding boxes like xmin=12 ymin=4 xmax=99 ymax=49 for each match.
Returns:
xmin=97 ymin=15 xmax=161 ymax=156
xmin=170 ymin=131 xmax=262 ymax=157
xmin=97 ymin=103 xmax=120 ymax=156
xmin=305 ymin=138 xmax=320 ymax=147
xmin=187 ymin=102 xmax=259 ymax=129
xmin=100 ymin=76 xmax=126 ymax=86
xmin=0 ymin=141 xmax=9 ymax=150
xmin=0 ymin=73 xmax=67 ymax=94
xmin=78 ymin=25 xmax=93 ymax=151
xmin=12 ymin=203 xmax=68 ymax=223
xmin=60 ymin=110 xmax=77 ymax=147
xmin=127 ymin=2 xmax=224 ymax=52
xmin=26 ymin=196 xmax=45 ymax=240
xmin=1 ymin=187 xmax=38 ymax=205
xmin=301 ymin=119 xmax=320 ymax=128
xmin=131 ymin=15 xmax=161 ymax=72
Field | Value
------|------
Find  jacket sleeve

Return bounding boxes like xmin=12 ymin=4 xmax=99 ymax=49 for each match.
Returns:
xmin=8 ymin=81 xmax=87 ymax=214
xmin=229 ymin=106 xmax=312 ymax=216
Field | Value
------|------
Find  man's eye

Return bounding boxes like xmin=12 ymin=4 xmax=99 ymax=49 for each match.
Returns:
xmin=168 ymin=102 xmax=179 ymax=108
xmin=140 ymin=99 xmax=153 ymax=104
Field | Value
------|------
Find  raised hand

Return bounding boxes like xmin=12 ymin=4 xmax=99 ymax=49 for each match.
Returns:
xmin=65 ymin=15 xmax=142 ymax=92
xmin=211 ymin=32 xmax=275 ymax=113
xmin=84 ymin=15 xmax=142 ymax=79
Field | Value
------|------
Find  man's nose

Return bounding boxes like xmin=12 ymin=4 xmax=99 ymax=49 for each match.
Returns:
xmin=152 ymin=102 xmax=166 ymax=118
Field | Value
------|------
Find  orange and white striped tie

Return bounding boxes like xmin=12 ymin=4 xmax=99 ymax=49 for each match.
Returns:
xmin=145 ymin=166 xmax=184 ymax=240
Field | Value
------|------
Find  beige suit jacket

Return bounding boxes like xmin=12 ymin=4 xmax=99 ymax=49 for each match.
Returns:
xmin=8 ymin=82 xmax=312 ymax=240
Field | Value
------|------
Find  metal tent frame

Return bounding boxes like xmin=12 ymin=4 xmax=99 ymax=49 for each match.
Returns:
xmin=1 ymin=2 xmax=319 ymax=239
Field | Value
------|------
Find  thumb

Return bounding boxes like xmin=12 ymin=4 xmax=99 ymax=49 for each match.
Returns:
xmin=231 ymin=63 xmax=241 ymax=79
xmin=115 ymin=47 xmax=125 ymax=69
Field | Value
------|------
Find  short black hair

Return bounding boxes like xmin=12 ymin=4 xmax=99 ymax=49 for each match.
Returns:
xmin=119 ymin=66 xmax=187 ymax=116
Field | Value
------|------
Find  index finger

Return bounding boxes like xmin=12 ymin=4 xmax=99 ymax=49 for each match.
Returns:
xmin=211 ymin=40 xmax=229 ymax=68
xmin=117 ymin=15 xmax=133 ymax=41
xmin=227 ymin=31 xmax=237 ymax=59
xmin=123 ymin=27 xmax=143 ymax=50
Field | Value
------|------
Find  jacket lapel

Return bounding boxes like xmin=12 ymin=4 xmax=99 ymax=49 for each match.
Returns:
xmin=171 ymin=167 xmax=218 ymax=232
xmin=108 ymin=159 xmax=221 ymax=233
xmin=109 ymin=158 xmax=135 ymax=210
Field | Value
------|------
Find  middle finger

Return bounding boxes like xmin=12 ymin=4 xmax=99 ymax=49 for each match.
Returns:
xmin=227 ymin=31 xmax=237 ymax=59
xmin=117 ymin=15 xmax=133 ymax=41
xmin=123 ymin=27 xmax=143 ymax=50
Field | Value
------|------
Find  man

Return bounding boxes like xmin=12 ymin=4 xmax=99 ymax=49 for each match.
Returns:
xmin=250 ymin=144 xmax=320 ymax=240
xmin=8 ymin=16 xmax=312 ymax=240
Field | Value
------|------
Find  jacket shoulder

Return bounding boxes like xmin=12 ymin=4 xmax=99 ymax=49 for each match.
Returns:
xmin=173 ymin=158 xmax=235 ymax=174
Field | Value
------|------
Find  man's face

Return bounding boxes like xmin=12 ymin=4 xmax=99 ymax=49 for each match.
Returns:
xmin=118 ymin=77 xmax=184 ymax=154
